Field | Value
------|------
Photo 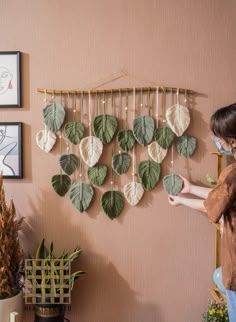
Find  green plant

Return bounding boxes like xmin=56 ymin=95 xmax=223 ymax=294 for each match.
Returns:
xmin=202 ymin=300 xmax=228 ymax=322
xmin=0 ymin=177 xmax=24 ymax=299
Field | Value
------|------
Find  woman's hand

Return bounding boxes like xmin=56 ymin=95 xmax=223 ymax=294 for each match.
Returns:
xmin=179 ymin=175 xmax=192 ymax=193
xmin=168 ymin=195 xmax=182 ymax=206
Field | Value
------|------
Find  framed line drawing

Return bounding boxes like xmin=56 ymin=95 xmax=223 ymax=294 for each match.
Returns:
xmin=0 ymin=51 xmax=21 ymax=107
xmin=0 ymin=123 xmax=23 ymax=178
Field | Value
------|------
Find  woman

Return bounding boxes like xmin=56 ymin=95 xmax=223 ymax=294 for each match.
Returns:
xmin=168 ymin=103 xmax=236 ymax=321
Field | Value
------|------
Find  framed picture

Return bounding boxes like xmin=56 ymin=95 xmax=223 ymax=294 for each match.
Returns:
xmin=0 ymin=51 xmax=21 ymax=107
xmin=0 ymin=122 xmax=23 ymax=178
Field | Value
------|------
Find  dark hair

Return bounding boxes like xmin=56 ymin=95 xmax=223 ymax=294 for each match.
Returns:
xmin=210 ymin=103 xmax=236 ymax=143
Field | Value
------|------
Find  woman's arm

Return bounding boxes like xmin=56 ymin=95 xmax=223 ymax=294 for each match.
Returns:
xmin=168 ymin=195 xmax=206 ymax=212
xmin=180 ymin=175 xmax=212 ymax=199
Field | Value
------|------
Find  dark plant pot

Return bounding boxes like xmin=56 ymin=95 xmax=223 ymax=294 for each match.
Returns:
xmin=34 ymin=304 xmax=65 ymax=322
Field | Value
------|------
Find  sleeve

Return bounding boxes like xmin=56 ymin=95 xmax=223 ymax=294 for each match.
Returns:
xmin=203 ymin=182 xmax=231 ymax=224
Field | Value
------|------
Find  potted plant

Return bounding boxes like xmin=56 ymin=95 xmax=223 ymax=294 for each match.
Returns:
xmin=0 ymin=177 xmax=24 ymax=322
xmin=25 ymin=239 xmax=85 ymax=322
xmin=202 ymin=299 xmax=229 ymax=321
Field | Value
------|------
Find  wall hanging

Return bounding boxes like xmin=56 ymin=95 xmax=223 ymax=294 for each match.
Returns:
xmin=37 ymin=86 xmax=197 ymax=219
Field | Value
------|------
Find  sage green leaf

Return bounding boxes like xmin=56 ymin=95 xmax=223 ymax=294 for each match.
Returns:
xmin=43 ymin=103 xmax=65 ymax=132
xmin=93 ymin=114 xmax=118 ymax=144
xmin=163 ymin=174 xmax=183 ymax=196
xmin=154 ymin=127 xmax=175 ymax=149
xmin=69 ymin=182 xmax=94 ymax=213
xmin=176 ymin=135 xmax=197 ymax=158
xmin=64 ymin=121 xmax=84 ymax=145
xmin=88 ymin=164 xmax=108 ymax=186
xmin=133 ymin=116 xmax=154 ymax=145
xmin=112 ymin=153 xmax=131 ymax=175
xmin=101 ymin=190 xmax=125 ymax=220
xmin=117 ymin=129 xmax=135 ymax=152
xmin=138 ymin=160 xmax=161 ymax=191
xmin=52 ymin=174 xmax=71 ymax=197
xmin=59 ymin=154 xmax=79 ymax=175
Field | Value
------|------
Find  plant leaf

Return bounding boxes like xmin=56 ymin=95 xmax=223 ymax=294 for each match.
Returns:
xmin=43 ymin=103 xmax=65 ymax=132
xmin=163 ymin=174 xmax=183 ymax=195
xmin=206 ymin=174 xmax=217 ymax=187
xmin=64 ymin=121 xmax=84 ymax=145
xmin=88 ymin=164 xmax=108 ymax=186
xmin=123 ymin=181 xmax=144 ymax=206
xmin=79 ymin=136 xmax=103 ymax=167
xmin=176 ymin=135 xmax=197 ymax=158
xmin=148 ymin=141 xmax=168 ymax=163
xmin=69 ymin=182 xmax=94 ymax=213
xmin=101 ymin=190 xmax=125 ymax=220
xmin=117 ymin=129 xmax=135 ymax=151
xmin=166 ymin=104 xmax=190 ymax=136
xmin=154 ymin=127 xmax=175 ymax=149
xmin=133 ymin=116 xmax=154 ymax=145
xmin=59 ymin=154 xmax=79 ymax=175
xmin=112 ymin=152 xmax=131 ymax=175
xmin=138 ymin=160 xmax=161 ymax=191
xmin=52 ymin=174 xmax=71 ymax=196
xmin=93 ymin=114 xmax=118 ymax=144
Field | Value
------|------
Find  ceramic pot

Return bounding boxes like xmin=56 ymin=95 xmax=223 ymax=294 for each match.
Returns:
xmin=34 ymin=304 xmax=67 ymax=322
xmin=0 ymin=291 xmax=23 ymax=322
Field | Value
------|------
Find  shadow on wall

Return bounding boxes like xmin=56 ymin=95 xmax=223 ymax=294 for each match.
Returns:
xmin=21 ymin=189 xmax=163 ymax=322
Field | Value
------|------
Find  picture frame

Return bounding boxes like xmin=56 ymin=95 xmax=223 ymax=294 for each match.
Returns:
xmin=0 ymin=51 xmax=21 ymax=107
xmin=0 ymin=122 xmax=23 ymax=179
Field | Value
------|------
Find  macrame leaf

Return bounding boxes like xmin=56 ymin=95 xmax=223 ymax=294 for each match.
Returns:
xmin=64 ymin=121 xmax=84 ymax=145
xmin=148 ymin=141 xmax=168 ymax=163
xmin=133 ymin=116 xmax=154 ymax=145
xmin=166 ymin=104 xmax=190 ymax=137
xmin=176 ymin=135 xmax=197 ymax=158
xmin=51 ymin=174 xmax=71 ymax=197
xmin=154 ymin=127 xmax=175 ymax=149
xmin=112 ymin=152 xmax=131 ymax=175
xmin=138 ymin=160 xmax=161 ymax=191
xmin=69 ymin=182 xmax=94 ymax=213
xmin=59 ymin=154 xmax=79 ymax=175
xmin=43 ymin=103 xmax=65 ymax=132
xmin=117 ymin=129 xmax=135 ymax=152
xmin=93 ymin=114 xmax=118 ymax=144
xmin=163 ymin=174 xmax=183 ymax=196
xmin=101 ymin=190 xmax=125 ymax=220
xmin=88 ymin=164 xmax=108 ymax=186
xmin=36 ymin=128 xmax=56 ymax=153
xmin=123 ymin=181 xmax=144 ymax=206
xmin=79 ymin=136 xmax=103 ymax=167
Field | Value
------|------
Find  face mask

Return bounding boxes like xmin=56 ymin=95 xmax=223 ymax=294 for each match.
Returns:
xmin=213 ymin=137 xmax=233 ymax=155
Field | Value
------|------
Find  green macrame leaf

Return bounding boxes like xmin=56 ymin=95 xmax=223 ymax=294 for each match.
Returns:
xmin=133 ymin=116 xmax=154 ymax=145
xmin=176 ymin=135 xmax=197 ymax=158
xmin=93 ymin=114 xmax=118 ymax=144
xmin=88 ymin=164 xmax=108 ymax=186
xmin=112 ymin=152 xmax=131 ymax=175
xmin=163 ymin=174 xmax=183 ymax=196
xmin=52 ymin=174 xmax=71 ymax=197
xmin=64 ymin=121 xmax=84 ymax=145
xmin=69 ymin=182 xmax=94 ymax=213
xmin=117 ymin=129 xmax=135 ymax=152
xmin=43 ymin=103 xmax=65 ymax=132
xmin=101 ymin=190 xmax=125 ymax=220
xmin=59 ymin=154 xmax=79 ymax=175
xmin=154 ymin=126 xmax=175 ymax=149
xmin=138 ymin=160 xmax=161 ymax=191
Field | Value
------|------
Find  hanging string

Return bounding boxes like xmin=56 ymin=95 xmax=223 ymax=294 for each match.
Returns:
xmin=125 ymin=89 xmax=129 ymax=128
xmin=88 ymin=90 xmax=92 ymax=136
xmin=147 ymin=87 xmax=151 ymax=116
xmin=96 ymin=91 xmax=99 ymax=116
xmin=132 ymin=87 xmax=136 ymax=182
xmin=140 ymin=87 xmax=143 ymax=115
xmin=43 ymin=89 xmax=48 ymax=149
xmin=79 ymin=92 xmax=84 ymax=180
xmin=155 ymin=86 xmax=159 ymax=128
xmin=176 ymin=87 xmax=180 ymax=105
xmin=111 ymin=90 xmax=115 ymax=189
xmin=73 ymin=93 xmax=77 ymax=121
xmin=118 ymin=89 xmax=122 ymax=154
xmin=102 ymin=91 xmax=106 ymax=114
xmin=184 ymin=88 xmax=188 ymax=104
xmin=162 ymin=88 xmax=166 ymax=126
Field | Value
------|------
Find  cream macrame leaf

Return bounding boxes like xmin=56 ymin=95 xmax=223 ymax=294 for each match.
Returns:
xmin=36 ymin=128 xmax=56 ymax=153
xmin=163 ymin=174 xmax=183 ymax=196
xmin=79 ymin=136 xmax=103 ymax=167
xmin=123 ymin=181 xmax=144 ymax=206
xmin=148 ymin=141 xmax=168 ymax=163
xmin=166 ymin=104 xmax=190 ymax=137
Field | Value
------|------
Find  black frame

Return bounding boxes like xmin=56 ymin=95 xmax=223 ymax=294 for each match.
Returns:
xmin=0 ymin=51 xmax=21 ymax=107
xmin=0 ymin=122 xmax=23 ymax=179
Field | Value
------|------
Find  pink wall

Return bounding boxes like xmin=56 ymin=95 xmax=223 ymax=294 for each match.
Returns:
xmin=1 ymin=0 xmax=236 ymax=321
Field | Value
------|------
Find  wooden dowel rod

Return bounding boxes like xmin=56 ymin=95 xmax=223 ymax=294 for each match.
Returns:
xmin=37 ymin=86 xmax=195 ymax=95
